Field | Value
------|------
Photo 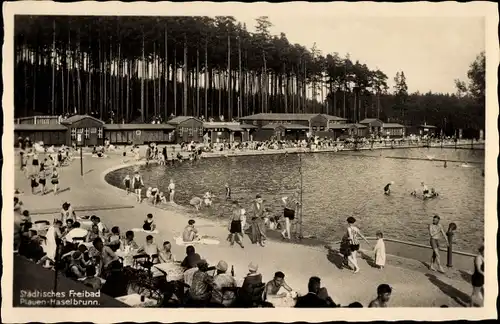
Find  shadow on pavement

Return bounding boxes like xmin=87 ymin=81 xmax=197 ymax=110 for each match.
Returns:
xmin=325 ymin=246 xmax=347 ymax=270
xmin=425 ymin=273 xmax=469 ymax=307
xmin=359 ymin=251 xmax=378 ymax=268
xmin=458 ymin=270 xmax=472 ymax=284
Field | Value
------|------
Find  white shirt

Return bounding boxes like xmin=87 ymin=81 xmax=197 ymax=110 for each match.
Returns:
xmin=65 ymin=228 xmax=89 ymax=242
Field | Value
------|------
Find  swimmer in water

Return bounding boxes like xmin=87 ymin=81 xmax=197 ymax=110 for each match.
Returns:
xmin=225 ymin=183 xmax=231 ymax=200
xmin=421 ymin=182 xmax=429 ymax=196
xmin=383 ymin=181 xmax=394 ymax=195
xmin=444 ymin=160 xmax=447 ymax=168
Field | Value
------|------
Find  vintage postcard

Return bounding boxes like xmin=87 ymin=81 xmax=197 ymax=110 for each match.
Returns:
xmin=1 ymin=1 xmax=498 ymax=322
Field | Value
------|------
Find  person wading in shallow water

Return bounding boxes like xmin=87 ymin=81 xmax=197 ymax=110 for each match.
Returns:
xmin=428 ymin=215 xmax=449 ymax=273
xmin=250 ymin=194 xmax=267 ymax=247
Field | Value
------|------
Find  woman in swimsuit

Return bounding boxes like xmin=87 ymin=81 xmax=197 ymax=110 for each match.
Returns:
xmin=123 ymin=174 xmax=131 ymax=194
xmin=132 ymin=172 xmax=144 ymax=202
xmin=51 ymin=168 xmax=59 ymax=195
xmin=470 ymin=245 xmax=484 ymax=307
xmin=346 ymin=217 xmax=370 ymax=274
xmin=32 ymin=152 xmax=39 ymax=175
xmin=38 ymin=165 xmax=47 ymax=195
xmin=228 ymin=200 xmax=244 ymax=248
xmin=281 ymin=192 xmax=299 ymax=240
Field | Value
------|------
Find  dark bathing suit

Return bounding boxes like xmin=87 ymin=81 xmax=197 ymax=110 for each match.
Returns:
xmin=471 ymin=259 xmax=484 ymax=287
xmin=143 ymin=220 xmax=153 ymax=231
xmin=284 ymin=208 xmax=295 ymax=220
xmin=125 ymin=179 xmax=131 ymax=189
xmin=230 ymin=220 xmax=242 ymax=233
xmin=384 ymin=184 xmax=390 ymax=192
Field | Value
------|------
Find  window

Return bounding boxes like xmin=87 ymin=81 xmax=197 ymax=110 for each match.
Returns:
xmin=97 ymin=128 xmax=103 ymax=139
xmin=77 ymin=128 xmax=83 ymax=134
xmin=198 ymin=128 xmax=204 ymax=136
xmin=84 ymin=128 xmax=90 ymax=139
xmin=179 ymin=128 xmax=184 ymax=136
xmin=312 ymin=127 xmax=318 ymax=131
xmin=188 ymin=128 xmax=193 ymax=136
xmin=71 ymin=128 xmax=76 ymax=139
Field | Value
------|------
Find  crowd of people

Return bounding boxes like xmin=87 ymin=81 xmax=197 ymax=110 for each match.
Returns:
xmin=13 ymin=137 xmax=484 ymax=308
xmin=14 ymin=191 xmax=404 ymax=308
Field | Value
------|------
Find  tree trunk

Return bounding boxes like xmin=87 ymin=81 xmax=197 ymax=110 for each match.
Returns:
xmin=164 ymin=27 xmax=168 ymax=118
xmin=227 ymin=32 xmax=231 ymax=120
xmin=141 ymin=29 xmax=145 ymax=122
xmin=183 ymin=36 xmax=188 ymax=116
xmin=238 ymin=35 xmax=242 ymax=118
xmin=204 ymin=40 xmax=208 ymax=118
xmin=173 ymin=46 xmax=177 ymax=116
xmin=51 ymin=19 xmax=56 ymax=115
xmin=196 ymin=47 xmax=200 ymax=118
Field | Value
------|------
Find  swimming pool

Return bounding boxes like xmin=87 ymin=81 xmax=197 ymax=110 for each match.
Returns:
xmin=106 ymin=148 xmax=484 ymax=252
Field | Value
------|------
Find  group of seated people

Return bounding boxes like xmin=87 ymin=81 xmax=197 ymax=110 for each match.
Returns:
xmin=15 ymin=197 xmax=394 ymax=308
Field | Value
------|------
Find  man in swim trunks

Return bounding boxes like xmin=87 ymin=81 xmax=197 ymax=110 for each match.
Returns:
xmin=428 ymin=215 xmax=448 ymax=273
xmin=384 ymin=181 xmax=394 ymax=195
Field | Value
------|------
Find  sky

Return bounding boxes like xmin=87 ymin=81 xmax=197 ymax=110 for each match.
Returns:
xmin=234 ymin=15 xmax=485 ymax=95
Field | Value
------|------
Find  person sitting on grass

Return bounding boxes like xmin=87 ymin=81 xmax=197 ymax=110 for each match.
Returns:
xmin=142 ymin=213 xmax=156 ymax=232
xmin=182 ymin=219 xmax=199 ymax=242
xmin=368 ymin=284 xmax=392 ymax=308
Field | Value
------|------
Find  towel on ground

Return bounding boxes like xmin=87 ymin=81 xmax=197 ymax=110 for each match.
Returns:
xmin=174 ymin=236 xmax=220 ymax=246
xmin=131 ymin=228 xmax=159 ymax=234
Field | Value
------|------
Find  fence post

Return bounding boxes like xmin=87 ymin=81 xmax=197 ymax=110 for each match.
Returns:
xmin=446 ymin=222 xmax=457 ymax=267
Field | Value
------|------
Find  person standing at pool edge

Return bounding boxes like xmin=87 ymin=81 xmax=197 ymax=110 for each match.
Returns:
xmin=428 ymin=215 xmax=449 ymax=273
xmin=132 ymin=171 xmax=144 ymax=202
xmin=346 ymin=216 xmax=371 ymax=274
xmin=250 ymin=194 xmax=267 ymax=247
xmin=168 ymin=179 xmax=176 ymax=203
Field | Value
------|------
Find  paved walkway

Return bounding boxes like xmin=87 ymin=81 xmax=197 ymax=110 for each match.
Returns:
xmin=14 ymin=149 xmax=474 ymax=307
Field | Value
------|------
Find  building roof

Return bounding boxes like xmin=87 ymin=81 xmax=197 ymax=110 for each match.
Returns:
xmin=104 ymin=124 xmax=175 ymax=130
xmin=284 ymin=124 xmax=310 ymax=130
xmin=240 ymin=124 xmax=258 ymax=129
xmin=226 ymin=125 xmax=244 ymax=132
xmin=240 ymin=113 xmax=346 ymax=122
xmin=359 ymin=118 xmax=383 ymax=124
xmin=61 ymin=115 xmax=105 ymax=125
xmin=419 ymin=124 xmax=437 ymax=128
xmin=328 ymin=123 xmax=367 ymax=130
xmin=320 ymin=114 xmax=348 ymax=121
xmin=383 ymin=123 xmax=405 ymax=128
xmin=167 ymin=116 xmax=202 ymax=125
xmin=15 ymin=124 xmax=68 ymax=131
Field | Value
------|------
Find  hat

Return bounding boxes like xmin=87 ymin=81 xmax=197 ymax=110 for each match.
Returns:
xmin=248 ymin=262 xmax=258 ymax=272
xmin=216 ymin=260 xmax=228 ymax=272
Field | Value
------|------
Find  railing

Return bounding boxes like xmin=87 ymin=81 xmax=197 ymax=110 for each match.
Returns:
xmin=331 ymin=236 xmax=476 ymax=270
xmin=16 ymin=116 xmax=61 ymax=125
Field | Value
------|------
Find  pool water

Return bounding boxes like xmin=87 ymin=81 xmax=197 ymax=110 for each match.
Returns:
xmin=106 ymin=148 xmax=484 ymax=252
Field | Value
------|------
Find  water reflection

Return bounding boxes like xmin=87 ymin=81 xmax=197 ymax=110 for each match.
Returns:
xmin=106 ymin=148 xmax=484 ymax=252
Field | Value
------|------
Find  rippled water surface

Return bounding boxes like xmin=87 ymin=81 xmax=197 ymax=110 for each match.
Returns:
xmin=106 ymin=148 xmax=484 ymax=252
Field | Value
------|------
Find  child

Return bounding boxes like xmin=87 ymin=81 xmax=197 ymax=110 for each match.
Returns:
xmin=30 ymin=174 xmax=39 ymax=195
xmin=143 ymin=213 xmax=156 ymax=232
xmin=374 ymin=231 xmax=386 ymax=269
